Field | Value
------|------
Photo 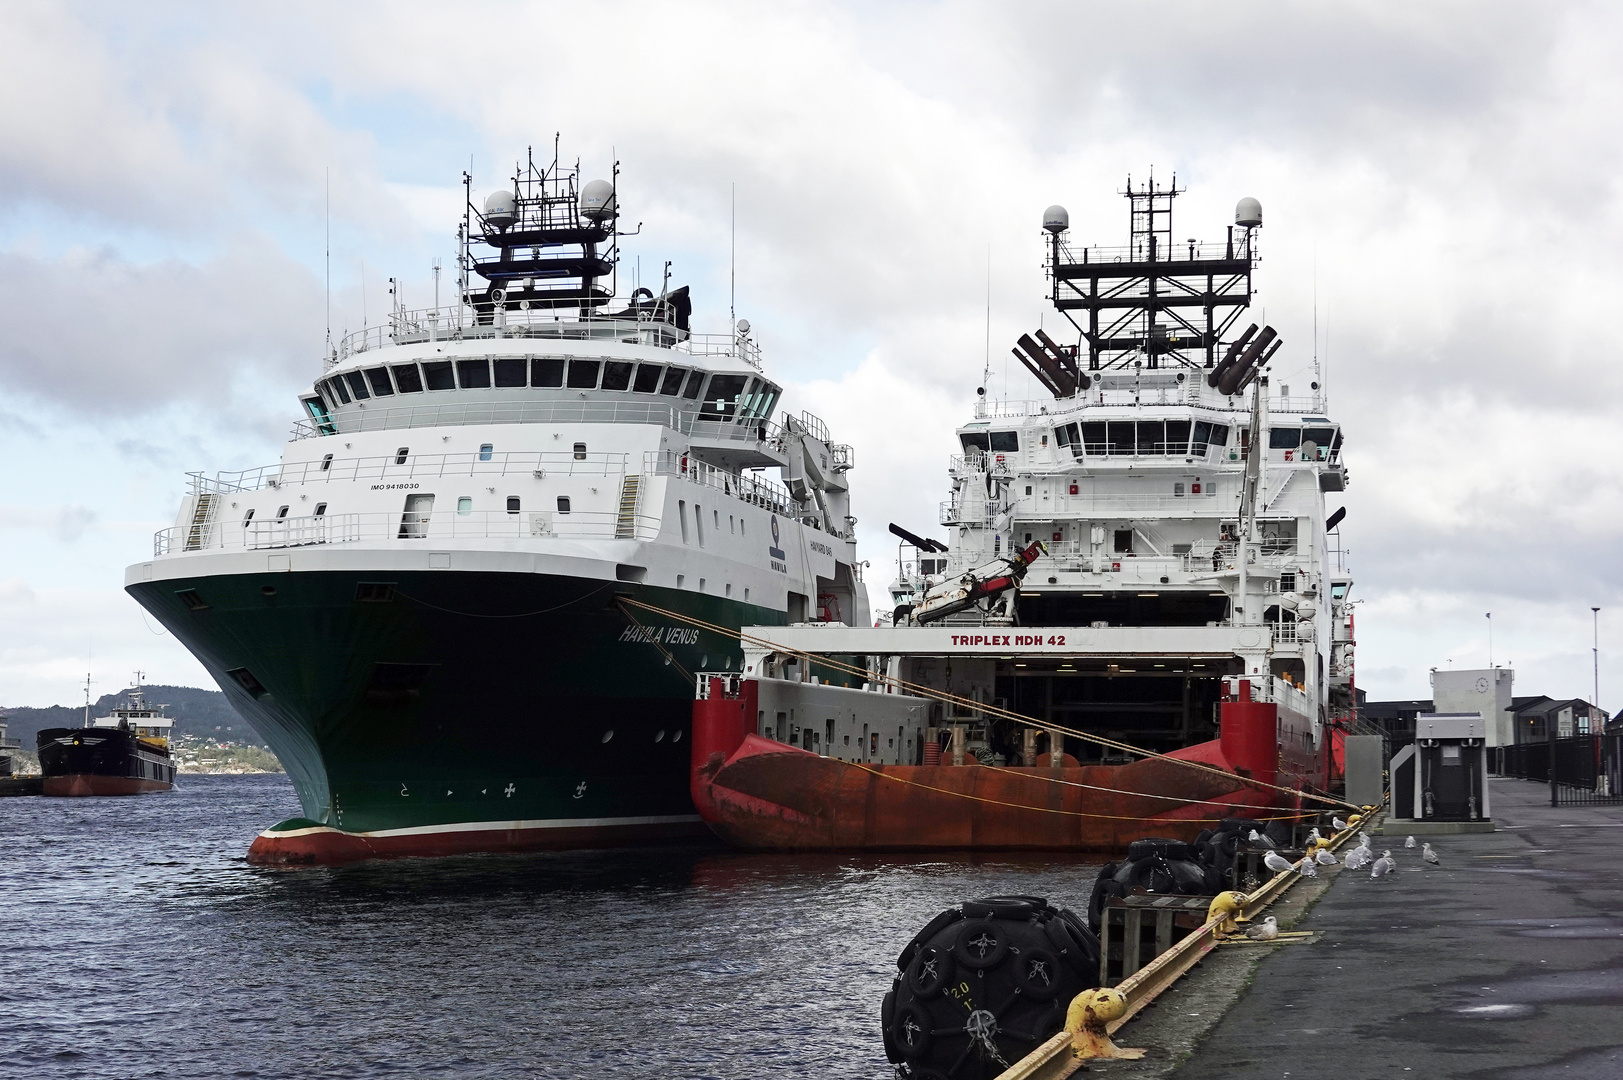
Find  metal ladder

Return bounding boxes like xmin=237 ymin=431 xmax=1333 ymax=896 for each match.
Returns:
xmin=613 ymin=475 xmax=641 ymax=539
xmin=184 ymin=493 xmax=216 ymax=550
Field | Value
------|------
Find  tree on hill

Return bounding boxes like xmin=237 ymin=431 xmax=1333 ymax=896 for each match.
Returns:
xmin=1 ymin=684 xmax=262 ymax=746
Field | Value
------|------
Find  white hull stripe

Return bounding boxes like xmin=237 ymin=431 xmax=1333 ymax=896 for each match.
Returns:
xmin=260 ymin=814 xmax=704 ymax=840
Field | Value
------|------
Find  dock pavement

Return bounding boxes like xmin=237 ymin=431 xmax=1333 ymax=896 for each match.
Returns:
xmin=1086 ymin=777 xmax=1623 ymax=1078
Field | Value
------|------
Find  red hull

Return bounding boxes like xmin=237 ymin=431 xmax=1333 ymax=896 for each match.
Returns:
xmin=246 ymin=817 xmax=708 ymax=866
xmin=42 ymin=774 xmax=172 ymax=797
xmin=690 ymin=678 xmax=1325 ymax=852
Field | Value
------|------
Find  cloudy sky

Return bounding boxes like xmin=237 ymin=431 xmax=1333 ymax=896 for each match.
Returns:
xmin=0 ymin=1 xmax=1616 ymax=711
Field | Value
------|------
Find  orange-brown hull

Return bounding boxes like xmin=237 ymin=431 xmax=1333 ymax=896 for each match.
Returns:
xmin=694 ymin=734 xmax=1291 ymax=851
xmin=42 ymin=774 xmax=172 ymax=797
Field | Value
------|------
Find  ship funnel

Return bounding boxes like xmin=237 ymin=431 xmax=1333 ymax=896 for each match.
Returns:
xmin=1208 ymin=324 xmax=1258 ymax=387
xmin=579 ymin=179 xmax=617 ymax=221
xmin=483 ymin=190 xmax=517 ymax=229
xmin=1042 ymin=204 xmax=1069 ymax=234
xmin=1235 ymin=197 xmax=1262 ymax=228
xmin=1217 ymin=324 xmax=1278 ymax=396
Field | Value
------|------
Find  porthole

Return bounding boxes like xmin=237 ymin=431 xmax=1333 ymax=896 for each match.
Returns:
xmin=457 ymin=496 xmax=472 ymax=515
xmin=261 ymin=585 xmax=277 ymax=597
xmin=601 ymin=730 xmax=614 ymax=743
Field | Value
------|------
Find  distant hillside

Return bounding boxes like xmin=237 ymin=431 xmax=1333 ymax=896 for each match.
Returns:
xmin=2 ymin=684 xmax=264 ymax=747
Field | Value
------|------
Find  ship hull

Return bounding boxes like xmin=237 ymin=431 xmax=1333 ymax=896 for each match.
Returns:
xmin=127 ymin=569 xmax=780 ymax=863
xmin=36 ymin=727 xmax=175 ymax=797
xmin=690 ymin=681 xmax=1327 ymax=852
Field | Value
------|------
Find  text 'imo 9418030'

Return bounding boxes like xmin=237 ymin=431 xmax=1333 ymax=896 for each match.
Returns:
xmin=125 ymin=145 xmax=868 ymax=864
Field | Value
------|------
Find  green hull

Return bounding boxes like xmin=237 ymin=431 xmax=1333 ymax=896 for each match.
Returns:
xmin=128 ymin=570 xmax=783 ymax=844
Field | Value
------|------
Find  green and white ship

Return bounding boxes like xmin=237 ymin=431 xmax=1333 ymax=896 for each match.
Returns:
xmin=126 ymin=148 xmax=868 ymax=862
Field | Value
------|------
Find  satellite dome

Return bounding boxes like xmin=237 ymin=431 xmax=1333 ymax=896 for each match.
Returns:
xmin=579 ymin=179 xmax=617 ymax=221
xmin=736 ymin=318 xmax=751 ymax=336
xmin=484 ymin=190 xmax=516 ymax=228
xmin=1235 ymin=197 xmax=1262 ymax=228
xmin=1042 ymin=204 xmax=1069 ymax=234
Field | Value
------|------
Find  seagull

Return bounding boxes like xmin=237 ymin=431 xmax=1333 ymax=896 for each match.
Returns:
xmin=1306 ymin=827 xmax=1322 ymax=845
xmin=1343 ymin=846 xmax=1369 ymax=870
xmin=1332 ymin=816 xmax=1349 ymax=831
xmin=1245 ymin=916 xmax=1279 ymax=941
xmin=1405 ymin=835 xmax=1417 ymax=849
xmin=1371 ymin=851 xmax=1395 ymax=879
xmin=1423 ymin=842 xmax=1441 ymax=866
xmin=1250 ymin=829 xmax=1278 ymax=850
xmin=1299 ymin=857 xmax=1318 ymax=878
xmin=1314 ymin=848 xmax=1339 ymax=866
xmin=1359 ymin=830 xmax=1373 ymax=846
xmin=1263 ymin=850 xmax=1294 ymax=874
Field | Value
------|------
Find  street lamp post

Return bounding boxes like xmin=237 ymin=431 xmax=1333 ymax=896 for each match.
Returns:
xmin=1594 ymin=607 xmax=1601 ymax=720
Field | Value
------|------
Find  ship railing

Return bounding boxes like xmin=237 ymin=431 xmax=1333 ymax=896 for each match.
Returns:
xmin=190 ymin=450 xmax=631 ymax=496
xmin=643 ymin=449 xmax=796 ymax=518
xmin=973 ymin=392 xmax=1330 ymax=419
xmin=154 ymin=507 xmax=662 ymax=556
xmin=334 ymin=306 xmax=762 ymax=370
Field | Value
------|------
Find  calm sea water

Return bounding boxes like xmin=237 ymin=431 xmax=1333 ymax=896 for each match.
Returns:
xmin=0 ymin=774 xmax=1102 ymax=1079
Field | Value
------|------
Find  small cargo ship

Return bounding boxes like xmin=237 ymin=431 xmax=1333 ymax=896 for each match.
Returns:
xmin=687 ymin=177 xmax=1357 ymax=851
xmin=37 ymin=677 xmax=177 ymax=796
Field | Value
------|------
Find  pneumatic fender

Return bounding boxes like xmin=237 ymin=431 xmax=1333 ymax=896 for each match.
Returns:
xmin=1126 ymin=837 xmax=1200 ymax=862
xmin=885 ymin=897 xmax=1100 ymax=1079
xmin=1086 ymin=861 xmax=1121 ymax=933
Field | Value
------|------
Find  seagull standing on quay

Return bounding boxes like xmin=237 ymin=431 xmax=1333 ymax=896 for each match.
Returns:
xmin=1344 ymin=845 xmax=1370 ymax=871
xmin=1263 ymin=850 xmax=1294 ymax=874
xmin=1405 ymin=835 xmax=1417 ymax=849
xmin=1250 ymin=829 xmax=1278 ymax=850
xmin=1423 ymin=842 xmax=1441 ymax=866
xmin=1371 ymin=851 xmax=1395 ymax=879
xmin=1315 ymin=848 xmax=1339 ymax=866
xmin=1299 ymin=855 xmax=1319 ymax=878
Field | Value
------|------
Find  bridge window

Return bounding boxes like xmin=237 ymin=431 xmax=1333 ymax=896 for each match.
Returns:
xmin=633 ymin=363 xmax=663 ymax=393
xmin=392 ymin=364 xmax=423 ymax=393
xmin=1209 ymin=423 xmax=1230 ymax=447
xmin=1136 ymin=420 xmax=1164 ymax=454
xmin=1165 ymin=419 xmax=1191 ymax=455
xmin=567 ymin=359 xmax=600 ymax=389
xmin=423 ymin=361 xmax=455 ymax=390
xmin=1080 ymin=422 xmax=1104 ymax=455
xmin=959 ymin=432 xmax=990 ymax=454
xmin=681 ymin=370 xmax=707 ymax=400
xmin=702 ymin=374 xmax=749 ymax=419
xmin=365 ymin=367 xmax=394 ymax=396
xmin=601 ymin=361 xmax=634 ymax=391
xmin=494 ymin=357 xmax=527 ymax=387
xmin=456 ymin=358 xmax=491 ymax=389
xmin=659 ymin=367 xmax=687 ymax=395
xmin=343 ymin=371 xmax=370 ymax=400
xmin=532 ymin=357 xmax=564 ymax=387
xmin=1192 ymin=420 xmax=1213 ymax=455
xmin=327 ymin=377 xmax=351 ymax=405
xmin=989 ymin=431 xmax=1019 ymax=453
xmin=1106 ymin=421 xmax=1135 ymax=455
xmin=1269 ymin=427 xmax=1301 ymax=449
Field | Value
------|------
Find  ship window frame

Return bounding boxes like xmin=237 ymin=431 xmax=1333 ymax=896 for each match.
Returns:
xmin=959 ymin=432 xmax=991 ymax=454
xmin=1136 ymin=420 xmax=1165 ymax=455
xmin=1106 ymin=421 xmax=1135 ymax=456
xmin=328 ymin=377 xmax=351 ymax=405
xmin=1165 ymin=419 xmax=1191 ymax=455
xmin=702 ymin=373 xmax=749 ymax=420
xmin=557 ymin=495 xmax=572 ymax=514
xmin=532 ymin=357 xmax=565 ymax=387
xmin=343 ymin=371 xmax=371 ymax=400
xmin=601 ymin=360 xmax=634 ymax=392
xmin=456 ymin=358 xmax=492 ymax=389
xmin=1269 ymin=427 xmax=1302 ymax=450
xmin=989 ymin=431 xmax=1019 ymax=453
xmin=1209 ymin=423 xmax=1230 ymax=447
xmin=392 ymin=364 xmax=424 ymax=393
xmin=573 ymin=442 xmax=587 ymax=460
xmin=422 ymin=361 xmax=455 ymax=391
xmin=479 ymin=443 xmax=494 ymax=461
xmin=506 ymin=496 xmax=521 ymax=514
xmin=320 ymin=454 xmax=333 ymax=471
xmin=681 ymin=370 xmax=707 ymax=400
xmin=493 ymin=357 xmax=528 ymax=388
xmin=314 ymin=502 xmax=327 ymax=516
xmin=632 ymin=363 xmax=664 ymax=393
xmin=243 ymin=508 xmax=255 ymax=526
xmin=457 ymin=496 xmax=472 ymax=515
xmin=365 ymin=367 xmax=395 ymax=397
xmin=659 ymin=366 xmax=688 ymax=395
xmin=394 ymin=447 xmax=409 ymax=465
xmin=1191 ymin=420 xmax=1213 ymax=456
xmin=567 ymin=358 xmax=601 ymax=389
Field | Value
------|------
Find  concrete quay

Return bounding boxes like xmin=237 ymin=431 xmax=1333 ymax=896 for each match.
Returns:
xmin=1152 ymin=778 xmax=1623 ymax=1078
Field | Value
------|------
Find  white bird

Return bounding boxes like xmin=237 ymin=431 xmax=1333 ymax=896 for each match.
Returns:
xmin=1263 ymin=850 xmax=1294 ymax=874
xmin=1422 ymin=842 xmax=1441 ymax=866
xmin=1359 ymin=830 xmax=1373 ymax=846
xmin=1245 ymin=916 xmax=1279 ymax=941
xmin=1315 ymin=848 xmax=1339 ymax=866
xmin=1405 ymin=835 xmax=1417 ymax=849
xmin=1249 ymin=828 xmax=1277 ymax=850
xmin=1371 ymin=851 xmax=1395 ymax=879
xmin=1332 ymin=816 xmax=1349 ymax=831
xmin=1343 ymin=846 xmax=1369 ymax=870
xmin=1306 ymin=827 xmax=1322 ymax=845
xmin=1299 ymin=856 xmax=1319 ymax=878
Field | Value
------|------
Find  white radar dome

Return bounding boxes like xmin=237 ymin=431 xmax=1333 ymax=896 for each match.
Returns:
xmin=484 ymin=190 xmax=516 ymax=228
xmin=579 ymin=179 xmax=617 ymax=221
xmin=1235 ymin=197 xmax=1262 ymax=228
xmin=1043 ymin=204 xmax=1069 ymax=234
xmin=736 ymin=318 xmax=751 ymax=335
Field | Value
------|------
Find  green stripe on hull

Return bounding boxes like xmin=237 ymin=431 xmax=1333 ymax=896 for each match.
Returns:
xmin=127 ymin=571 xmax=784 ymax=835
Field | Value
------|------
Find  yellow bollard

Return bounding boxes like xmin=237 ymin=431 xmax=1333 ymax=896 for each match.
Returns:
xmin=1066 ymin=987 xmax=1146 ymax=1060
xmin=1206 ymin=890 xmax=1246 ymax=936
